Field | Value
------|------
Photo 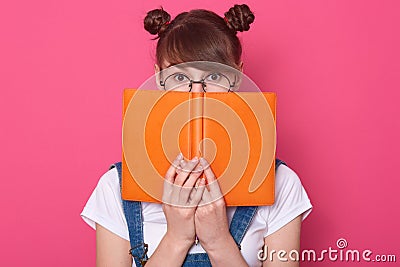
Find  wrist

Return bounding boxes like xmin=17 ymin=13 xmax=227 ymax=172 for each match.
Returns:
xmin=146 ymin=232 xmax=194 ymax=267
xmin=204 ymin=234 xmax=244 ymax=265
xmin=164 ymin=232 xmax=194 ymax=251
xmin=201 ymin=232 xmax=237 ymax=253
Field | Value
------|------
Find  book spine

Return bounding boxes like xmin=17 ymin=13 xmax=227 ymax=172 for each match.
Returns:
xmin=189 ymin=93 xmax=204 ymax=158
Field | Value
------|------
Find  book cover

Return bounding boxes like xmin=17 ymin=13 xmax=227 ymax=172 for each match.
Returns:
xmin=122 ymin=89 xmax=277 ymax=206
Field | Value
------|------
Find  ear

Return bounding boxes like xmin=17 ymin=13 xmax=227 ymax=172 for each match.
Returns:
xmin=155 ymin=64 xmax=163 ymax=90
xmin=154 ymin=64 xmax=161 ymax=74
xmin=239 ymin=61 xmax=244 ymax=72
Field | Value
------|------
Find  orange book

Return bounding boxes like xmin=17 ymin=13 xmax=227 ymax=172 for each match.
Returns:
xmin=122 ymin=89 xmax=277 ymax=206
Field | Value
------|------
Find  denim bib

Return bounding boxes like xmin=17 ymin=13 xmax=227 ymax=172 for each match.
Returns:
xmin=110 ymin=159 xmax=286 ymax=267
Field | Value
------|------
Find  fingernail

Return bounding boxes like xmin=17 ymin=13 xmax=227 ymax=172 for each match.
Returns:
xmin=177 ymin=153 xmax=183 ymax=160
xmin=199 ymin=157 xmax=208 ymax=166
xmin=191 ymin=156 xmax=198 ymax=162
xmin=193 ymin=165 xmax=203 ymax=173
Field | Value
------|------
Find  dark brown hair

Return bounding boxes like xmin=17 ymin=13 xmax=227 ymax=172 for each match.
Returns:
xmin=143 ymin=4 xmax=255 ymax=69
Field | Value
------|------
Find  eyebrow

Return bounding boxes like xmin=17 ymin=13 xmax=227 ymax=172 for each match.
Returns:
xmin=161 ymin=62 xmax=240 ymax=76
xmin=163 ymin=65 xmax=229 ymax=74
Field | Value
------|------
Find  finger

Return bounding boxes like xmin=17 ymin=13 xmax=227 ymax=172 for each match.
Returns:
xmin=179 ymin=165 xmax=203 ymax=203
xmin=175 ymin=157 xmax=187 ymax=175
xmin=174 ymin=157 xmax=199 ymax=186
xmin=164 ymin=153 xmax=183 ymax=183
xmin=190 ymin=178 xmax=206 ymax=206
xmin=188 ymin=178 xmax=202 ymax=201
xmin=163 ymin=154 xmax=183 ymax=204
xmin=170 ymin=158 xmax=196 ymax=205
xmin=199 ymin=185 xmax=212 ymax=206
xmin=199 ymin=157 xmax=214 ymax=181
xmin=182 ymin=165 xmax=203 ymax=188
xmin=162 ymin=180 xmax=173 ymax=203
xmin=200 ymin=158 xmax=223 ymax=199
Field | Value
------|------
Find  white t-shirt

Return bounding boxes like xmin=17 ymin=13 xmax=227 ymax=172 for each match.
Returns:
xmin=81 ymin=163 xmax=312 ymax=267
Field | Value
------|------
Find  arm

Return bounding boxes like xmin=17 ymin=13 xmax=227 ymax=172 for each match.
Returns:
xmin=145 ymin=233 xmax=193 ymax=267
xmin=96 ymin=222 xmax=192 ymax=267
xmin=263 ymin=215 xmax=302 ymax=267
xmin=96 ymin=223 xmax=132 ymax=267
xmin=146 ymin=154 xmax=206 ymax=267
xmin=205 ymin=236 xmax=249 ymax=267
xmin=195 ymin=158 xmax=249 ymax=267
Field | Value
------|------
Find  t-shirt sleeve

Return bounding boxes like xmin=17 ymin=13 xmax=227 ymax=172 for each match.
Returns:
xmin=261 ymin=164 xmax=313 ymax=237
xmin=80 ymin=167 xmax=130 ymax=241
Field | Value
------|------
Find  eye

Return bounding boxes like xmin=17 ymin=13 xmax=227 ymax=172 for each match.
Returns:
xmin=173 ymin=73 xmax=189 ymax=83
xmin=206 ymin=73 xmax=222 ymax=82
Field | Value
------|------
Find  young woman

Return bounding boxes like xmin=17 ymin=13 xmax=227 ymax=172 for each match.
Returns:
xmin=81 ymin=4 xmax=312 ymax=267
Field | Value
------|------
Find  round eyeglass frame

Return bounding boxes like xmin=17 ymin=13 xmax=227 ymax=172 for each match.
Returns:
xmin=159 ymin=72 xmax=237 ymax=92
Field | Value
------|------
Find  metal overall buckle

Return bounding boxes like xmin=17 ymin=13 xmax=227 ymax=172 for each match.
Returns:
xmin=129 ymin=243 xmax=149 ymax=266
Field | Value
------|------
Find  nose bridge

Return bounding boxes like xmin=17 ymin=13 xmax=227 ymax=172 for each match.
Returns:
xmin=190 ymin=81 xmax=204 ymax=92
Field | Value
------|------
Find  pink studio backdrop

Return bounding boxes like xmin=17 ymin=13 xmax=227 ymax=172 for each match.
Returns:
xmin=0 ymin=0 xmax=399 ymax=266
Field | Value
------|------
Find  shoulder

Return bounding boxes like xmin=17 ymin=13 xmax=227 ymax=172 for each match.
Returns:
xmin=275 ymin=163 xmax=304 ymax=195
xmin=80 ymin=165 xmax=129 ymax=240
xmin=98 ymin=165 xmax=121 ymax=193
xmin=91 ymin=166 xmax=123 ymax=206
xmin=258 ymin=163 xmax=313 ymax=237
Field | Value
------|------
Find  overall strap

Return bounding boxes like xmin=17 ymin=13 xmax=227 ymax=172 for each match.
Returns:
xmin=183 ymin=252 xmax=212 ymax=267
xmin=109 ymin=162 xmax=148 ymax=267
xmin=229 ymin=158 xmax=286 ymax=247
xmin=275 ymin=158 xmax=286 ymax=169
xmin=182 ymin=205 xmax=257 ymax=266
xmin=110 ymin=158 xmax=287 ymax=267
xmin=229 ymin=206 xmax=258 ymax=249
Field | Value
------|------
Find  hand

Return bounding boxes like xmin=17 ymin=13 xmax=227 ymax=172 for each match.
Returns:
xmin=162 ymin=154 xmax=206 ymax=248
xmin=194 ymin=158 xmax=232 ymax=252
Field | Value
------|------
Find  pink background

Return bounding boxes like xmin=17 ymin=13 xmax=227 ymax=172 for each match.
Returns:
xmin=1 ymin=0 xmax=399 ymax=266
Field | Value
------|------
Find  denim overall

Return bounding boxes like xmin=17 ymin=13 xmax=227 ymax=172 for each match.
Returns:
xmin=110 ymin=159 xmax=286 ymax=267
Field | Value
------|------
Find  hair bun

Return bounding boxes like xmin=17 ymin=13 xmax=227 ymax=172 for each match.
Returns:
xmin=144 ymin=8 xmax=171 ymax=35
xmin=224 ymin=4 xmax=255 ymax=33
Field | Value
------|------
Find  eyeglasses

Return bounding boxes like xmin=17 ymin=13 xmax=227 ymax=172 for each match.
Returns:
xmin=159 ymin=72 xmax=237 ymax=92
